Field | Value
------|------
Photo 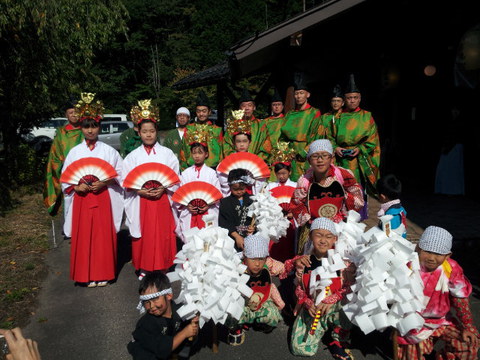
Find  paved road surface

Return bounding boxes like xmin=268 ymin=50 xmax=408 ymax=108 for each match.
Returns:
xmin=23 ymin=195 xmax=480 ymax=359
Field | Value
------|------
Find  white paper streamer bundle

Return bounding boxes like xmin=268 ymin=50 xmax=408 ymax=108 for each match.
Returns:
xmin=247 ymin=191 xmax=290 ymax=242
xmin=343 ymin=215 xmax=426 ymax=336
xmin=167 ymin=216 xmax=253 ymax=328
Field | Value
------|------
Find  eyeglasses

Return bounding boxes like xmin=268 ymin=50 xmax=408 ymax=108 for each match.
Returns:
xmin=309 ymin=153 xmax=332 ymax=160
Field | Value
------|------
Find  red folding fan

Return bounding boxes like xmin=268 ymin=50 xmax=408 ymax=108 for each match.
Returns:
xmin=171 ymin=181 xmax=223 ymax=207
xmin=122 ymin=162 xmax=180 ymax=190
xmin=60 ymin=157 xmax=117 ymax=185
xmin=270 ymin=185 xmax=296 ymax=212
xmin=216 ymin=152 xmax=270 ymax=179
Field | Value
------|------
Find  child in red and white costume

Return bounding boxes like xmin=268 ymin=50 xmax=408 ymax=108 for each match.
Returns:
xmin=123 ymin=100 xmax=180 ymax=279
xmin=62 ymin=94 xmax=123 ymax=287
xmin=397 ymin=226 xmax=479 ymax=360
xmin=175 ymin=142 xmax=222 ymax=241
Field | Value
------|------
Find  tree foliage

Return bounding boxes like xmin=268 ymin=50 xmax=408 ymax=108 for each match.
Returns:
xmin=0 ymin=0 xmax=128 ymax=185
xmin=0 ymin=0 xmax=306 ymax=192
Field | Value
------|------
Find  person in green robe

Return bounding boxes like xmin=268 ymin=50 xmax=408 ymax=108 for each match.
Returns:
xmin=163 ymin=106 xmax=190 ymax=159
xmin=263 ymin=88 xmax=286 ymax=145
xmin=279 ymin=75 xmax=322 ymax=181
xmin=43 ymin=97 xmax=84 ymax=216
xmin=179 ymin=90 xmax=223 ymax=170
xmin=261 ymin=89 xmax=287 ymax=181
xmin=328 ymin=74 xmax=381 ymax=198
xmin=315 ymin=84 xmax=344 ymax=142
xmin=223 ymin=88 xmax=272 ymax=163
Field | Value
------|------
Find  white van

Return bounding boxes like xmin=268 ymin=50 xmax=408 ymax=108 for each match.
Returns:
xmin=103 ymin=114 xmax=128 ymax=122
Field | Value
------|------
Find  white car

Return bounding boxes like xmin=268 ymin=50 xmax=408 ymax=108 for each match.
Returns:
xmin=103 ymin=114 xmax=128 ymax=122
xmin=98 ymin=120 xmax=134 ymax=150
xmin=31 ymin=118 xmax=68 ymax=139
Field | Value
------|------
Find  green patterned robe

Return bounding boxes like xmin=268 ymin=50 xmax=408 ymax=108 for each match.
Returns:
xmin=119 ymin=127 xmax=141 ymax=158
xmin=315 ymin=110 xmax=341 ymax=142
xmin=327 ymin=107 xmax=380 ymax=196
xmin=43 ymin=125 xmax=83 ymax=216
xmin=291 ymin=304 xmax=351 ymax=356
xmin=162 ymin=128 xmax=183 ymax=159
xmin=223 ymin=117 xmax=272 ymax=163
xmin=279 ymin=104 xmax=321 ymax=181
xmin=179 ymin=122 xmax=224 ymax=170
xmin=263 ymin=115 xmax=286 ymax=151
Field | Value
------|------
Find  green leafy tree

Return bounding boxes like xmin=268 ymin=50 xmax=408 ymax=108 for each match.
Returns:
xmin=0 ymin=0 xmax=128 ymax=189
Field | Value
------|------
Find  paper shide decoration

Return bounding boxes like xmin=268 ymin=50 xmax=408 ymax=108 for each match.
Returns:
xmin=247 ymin=189 xmax=291 ymax=243
xmin=341 ymin=213 xmax=426 ymax=336
xmin=166 ymin=215 xmax=253 ymax=328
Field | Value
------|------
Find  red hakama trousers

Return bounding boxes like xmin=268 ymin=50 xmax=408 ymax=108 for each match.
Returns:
xmin=132 ymin=194 xmax=176 ymax=272
xmin=70 ymin=188 xmax=117 ymax=283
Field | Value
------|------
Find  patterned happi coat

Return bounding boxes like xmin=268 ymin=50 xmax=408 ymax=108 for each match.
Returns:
xmin=179 ymin=122 xmax=223 ymax=170
xmin=43 ymin=125 xmax=83 ymax=216
xmin=399 ymin=258 xmax=475 ymax=345
xmin=328 ymin=107 xmax=380 ymax=196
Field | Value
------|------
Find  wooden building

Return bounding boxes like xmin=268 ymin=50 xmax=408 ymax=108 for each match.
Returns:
xmin=173 ymin=0 xmax=479 ymax=197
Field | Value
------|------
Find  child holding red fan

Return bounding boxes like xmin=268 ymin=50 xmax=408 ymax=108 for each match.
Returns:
xmin=61 ymin=93 xmax=124 ymax=288
xmin=174 ymin=140 xmax=222 ymax=241
xmin=122 ymin=100 xmax=180 ymax=280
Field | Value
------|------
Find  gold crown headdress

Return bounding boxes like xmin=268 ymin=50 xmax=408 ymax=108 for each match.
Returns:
xmin=226 ymin=109 xmax=254 ymax=137
xmin=130 ymin=99 xmax=159 ymax=125
xmin=75 ymin=92 xmax=104 ymax=122
xmin=185 ymin=123 xmax=210 ymax=146
xmin=271 ymin=141 xmax=296 ymax=166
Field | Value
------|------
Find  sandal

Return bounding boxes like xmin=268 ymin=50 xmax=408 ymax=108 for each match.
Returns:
xmin=97 ymin=281 xmax=108 ymax=287
xmin=87 ymin=282 xmax=97 ymax=288
xmin=228 ymin=329 xmax=245 ymax=346
xmin=328 ymin=341 xmax=354 ymax=360
xmin=138 ymin=272 xmax=146 ymax=281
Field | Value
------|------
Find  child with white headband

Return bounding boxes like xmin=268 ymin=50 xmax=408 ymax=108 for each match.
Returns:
xmin=290 ymin=139 xmax=364 ymax=254
xmin=127 ymin=271 xmax=199 ymax=359
xmin=396 ymin=226 xmax=479 ymax=360
xmin=290 ymin=217 xmax=355 ymax=360
xmin=226 ymin=233 xmax=289 ymax=346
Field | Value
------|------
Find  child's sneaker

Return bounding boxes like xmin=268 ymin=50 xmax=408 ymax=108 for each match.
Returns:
xmin=328 ymin=341 xmax=354 ymax=360
xmin=228 ymin=328 xmax=245 ymax=346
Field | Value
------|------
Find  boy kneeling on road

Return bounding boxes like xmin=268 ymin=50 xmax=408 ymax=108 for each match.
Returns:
xmin=128 ymin=271 xmax=199 ymax=360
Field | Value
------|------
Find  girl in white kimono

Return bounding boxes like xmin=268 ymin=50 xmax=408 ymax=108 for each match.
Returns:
xmin=175 ymin=142 xmax=222 ymax=242
xmin=122 ymin=101 xmax=180 ymax=279
xmin=62 ymin=113 xmax=124 ymax=288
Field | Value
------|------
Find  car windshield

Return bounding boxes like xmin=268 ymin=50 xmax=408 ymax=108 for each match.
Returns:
xmin=40 ymin=119 xmax=68 ymax=128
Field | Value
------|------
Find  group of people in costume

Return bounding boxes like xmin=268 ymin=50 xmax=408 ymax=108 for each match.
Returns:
xmin=42 ymin=75 xmax=478 ymax=359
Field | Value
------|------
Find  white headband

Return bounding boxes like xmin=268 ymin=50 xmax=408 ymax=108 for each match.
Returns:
xmin=229 ymin=175 xmax=255 ymax=185
xmin=136 ymin=288 xmax=173 ymax=314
